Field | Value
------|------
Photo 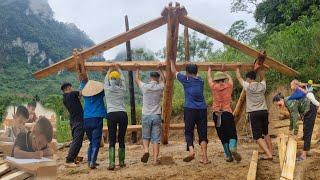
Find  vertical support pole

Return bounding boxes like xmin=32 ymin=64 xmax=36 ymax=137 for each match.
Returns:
xmin=125 ymin=15 xmax=137 ymax=143
xmin=233 ymin=89 xmax=246 ymax=124
xmin=162 ymin=3 xmax=180 ymax=144
xmin=73 ymin=49 xmax=88 ymax=81
xmin=184 ymin=26 xmax=190 ymax=61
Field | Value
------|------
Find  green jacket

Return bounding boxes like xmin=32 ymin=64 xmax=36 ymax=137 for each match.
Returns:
xmin=284 ymin=96 xmax=310 ymax=126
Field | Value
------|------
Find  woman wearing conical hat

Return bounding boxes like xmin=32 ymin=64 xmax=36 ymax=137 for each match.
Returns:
xmin=80 ymin=76 xmax=107 ymax=169
xmin=208 ymin=67 xmax=241 ymax=163
xmin=104 ymin=63 xmax=128 ymax=170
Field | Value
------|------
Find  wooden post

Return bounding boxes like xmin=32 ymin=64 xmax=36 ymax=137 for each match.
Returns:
xmin=247 ymin=150 xmax=258 ymax=180
xmin=280 ymin=138 xmax=297 ymax=180
xmin=73 ymin=49 xmax=88 ymax=80
xmin=124 ymin=15 xmax=138 ymax=143
xmin=162 ymin=3 xmax=180 ymax=144
xmin=184 ymin=26 xmax=190 ymax=61
xmin=277 ymin=133 xmax=288 ymax=170
xmin=233 ymin=89 xmax=246 ymax=124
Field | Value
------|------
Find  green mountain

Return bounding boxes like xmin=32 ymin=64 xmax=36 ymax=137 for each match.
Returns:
xmin=0 ymin=0 xmax=97 ymax=99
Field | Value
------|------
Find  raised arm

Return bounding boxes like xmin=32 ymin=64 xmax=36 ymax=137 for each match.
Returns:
xmin=236 ymin=65 xmax=244 ymax=86
xmin=134 ymin=64 xmax=142 ymax=86
xmin=158 ymin=62 xmax=166 ymax=83
xmin=104 ymin=67 xmax=112 ymax=88
xmin=170 ymin=61 xmax=177 ymax=77
xmin=225 ymin=72 xmax=233 ymax=86
xmin=257 ymin=69 xmax=266 ymax=82
xmin=115 ymin=63 xmax=126 ymax=89
xmin=207 ymin=66 xmax=214 ymax=87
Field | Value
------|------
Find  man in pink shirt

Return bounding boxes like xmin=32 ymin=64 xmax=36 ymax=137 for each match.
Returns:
xmin=208 ymin=67 xmax=241 ymax=162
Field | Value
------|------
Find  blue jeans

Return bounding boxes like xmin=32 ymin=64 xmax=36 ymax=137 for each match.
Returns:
xmin=142 ymin=114 xmax=162 ymax=144
xmin=84 ymin=117 xmax=103 ymax=165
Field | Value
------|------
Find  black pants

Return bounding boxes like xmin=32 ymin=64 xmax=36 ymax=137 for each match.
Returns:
xmin=248 ymin=110 xmax=269 ymax=140
xmin=303 ymin=104 xmax=317 ymax=151
xmin=107 ymin=111 xmax=128 ymax=148
xmin=213 ymin=112 xmax=237 ymax=144
xmin=66 ymin=119 xmax=84 ymax=163
xmin=184 ymin=108 xmax=208 ymax=151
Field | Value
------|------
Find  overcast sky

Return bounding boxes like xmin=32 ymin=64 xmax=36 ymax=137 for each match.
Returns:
xmin=47 ymin=0 xmax=256 ymax=59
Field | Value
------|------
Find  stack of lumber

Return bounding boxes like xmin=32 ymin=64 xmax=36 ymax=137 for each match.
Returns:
xmin=0 ymin=157 xmax=57 ymax=180
xmin=278 ymin=134 xmax=297 ymax=180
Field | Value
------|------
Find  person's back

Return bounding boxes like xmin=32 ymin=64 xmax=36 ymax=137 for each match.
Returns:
xmin=211 ymin=82 xmax=233 ymax=113
xmin=63 ymin=91 xmax=83 ymax=120
xmin=141 ymin=82 xmax=164 ymax=115
xmin=244 ymin=81 xmax=268 ymax=112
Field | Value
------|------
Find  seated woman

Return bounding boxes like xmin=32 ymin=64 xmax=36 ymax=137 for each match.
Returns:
xmin=0 ymin=106 xmax=28 ymax=142
xmin=104 ymin=63 xmax=128 ymax=170
xmin=12 ymin=117 xmax=53 ymax=159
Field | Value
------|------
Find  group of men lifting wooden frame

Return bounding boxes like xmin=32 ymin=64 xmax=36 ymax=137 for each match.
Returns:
xmin=28 ymin=2 xmax=319 ymax=176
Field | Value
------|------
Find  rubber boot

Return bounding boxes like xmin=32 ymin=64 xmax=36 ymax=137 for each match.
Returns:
xmin=222 ymin=143 xmax=233 ymax=162
xmin=89 ymin=147 xmax=98 ymax=169
xmin=108 ymin=147 xmax=115 ymax=170
xmin=119 ymin=148 xmax=126 ymax=168
xmin=229 ymin=139 xmax=242 ymax=162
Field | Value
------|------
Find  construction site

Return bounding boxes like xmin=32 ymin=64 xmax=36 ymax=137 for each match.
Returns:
xmin=1 ymin=2 xmax=320 ymax=180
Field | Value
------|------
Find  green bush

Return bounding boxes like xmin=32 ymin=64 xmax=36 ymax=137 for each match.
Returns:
xmin=56 ymin=117 xmax=72 ymax=143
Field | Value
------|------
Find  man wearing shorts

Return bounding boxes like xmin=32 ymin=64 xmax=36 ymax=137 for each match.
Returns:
xmin=236 ymin=65 xmax=273 ymax=160
xmin=135 ymin=63 xmax=165 ymax=165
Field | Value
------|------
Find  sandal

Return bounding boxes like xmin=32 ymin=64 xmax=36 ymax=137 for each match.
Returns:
xmin=259 ymin=156 xmax=273 ymax=161
xmin=296 ymin=156 xmax=306 ymax=162
xmin=141 ymin=153 xmax=150 ymax=163
xmin=183 ymin=155 xmax=195 ymax=162
xmin=231 ymin=152 xmax=242 ymax=162
xmin=200 ymin=160 xmax=211 ymax=164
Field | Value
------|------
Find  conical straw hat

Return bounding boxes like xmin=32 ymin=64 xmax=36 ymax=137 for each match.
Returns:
xmin=82 ymin=80 xmax=104 ymax=97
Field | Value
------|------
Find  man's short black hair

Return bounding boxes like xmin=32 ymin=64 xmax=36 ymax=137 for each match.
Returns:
xmin=36 ymin=117 xmax=53 ymax=143
xmin=16 ymin=105 xmax=29 ymax=119
xmin=273 ymin=93 xmax=284 ymax=102
xmin=245 ymin=71 xmax=257 ymax=80
xmin=27 ymin=101 xmax=37 ymax=108
xmin=186 ymin=64 xmax=198 ymax=75
xmin=61 ymin=82 xmax=72 ymax=91
xmin=150 ymin=71 xmax=160 ymax=79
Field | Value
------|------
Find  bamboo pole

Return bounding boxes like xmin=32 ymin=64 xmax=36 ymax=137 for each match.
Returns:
xmin=162 ymin=3 xmax=180 ymax=144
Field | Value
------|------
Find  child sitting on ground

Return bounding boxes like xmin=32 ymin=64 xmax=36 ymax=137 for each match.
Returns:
xmin=0 ymin=106 xmax=28 ymax=142
xmin=12 ymin=117 xmax=53 ymax=159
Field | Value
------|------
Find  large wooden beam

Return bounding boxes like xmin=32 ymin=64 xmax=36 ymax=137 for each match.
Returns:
xmin=179 ymin=15 xmax=299 ymax=76
xmin=247 ymin=150 xmax=258 ymax=180
xmin=33 ymin=16 xmax=167 ymax=79
xmin=277 ymin=133 xmax=288 ymax=170
xmin=84 ymin=61 xmax=254 ymax=71
xmin=184 ymin=26 xmax=190 ymax=61
xmin=162 ymin=4 xmax=180 ymax=144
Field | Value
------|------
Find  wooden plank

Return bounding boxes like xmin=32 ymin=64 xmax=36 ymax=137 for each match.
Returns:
xmin=184 ymin=26 xmax=190 ymax=61
xmin=277 ymin=133 xmax=288 ymax=170
xmin=179 ymin=15 xmax=299 ymax=76
xmin=0 ymin=142 xmax=14 ymax=156
xmin=233 ymin=89 xmax=246 ymax=124
xmin=281 ymin=138 xmax=297 ymax=180
xmin=5 ymin=158 xmax=57 ymax=179
xmin=0 ymin=164 xmax=11 ymax=176
xmin=85 ymin=61 xmax=254 ymax=71
xmin=1 ymin=170 xmax=32 ymax=180
xmin=162 ymin=5 xmax=180 ymax=144
xmin=247 ymin=150 xmax=258 ymax=180
xmin=102 ymin=122 xmax=215 ymax=133
xmin=33 ymin=16 xmax=167 ymax=79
